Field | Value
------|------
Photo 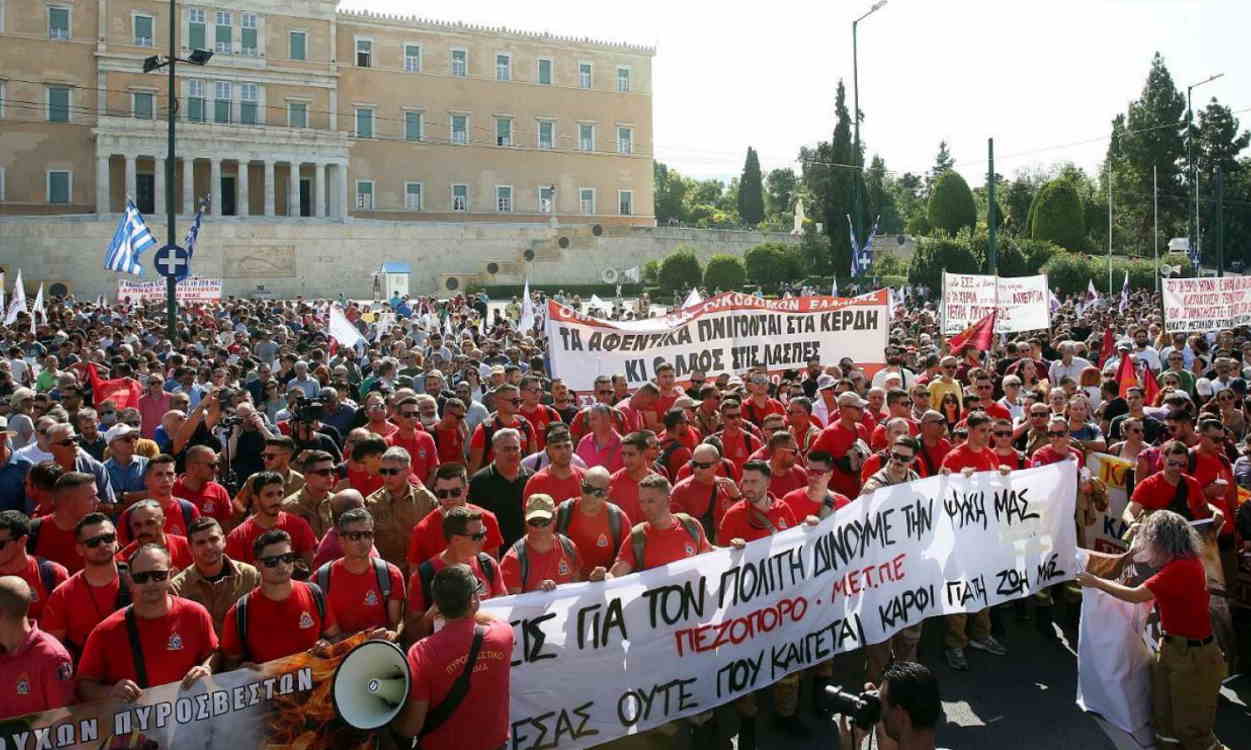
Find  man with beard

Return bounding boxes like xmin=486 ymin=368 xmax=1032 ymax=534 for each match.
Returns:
xmin=387 ymin=397 xmax=439 ymax=484
xmin=523 ymin=429 xmax=585 ymax=503
xmin=118 ymin=500 xmax=193 ymax=571
xmin=225 ymin=472 xmax=317 ymax=570
xmin=43 ymin=513 xmax=128 ymax=657
xmin=171 ymin=517 xmax=260 ymax=636
xmin=0 ymin=511 xmax=68 ymax=622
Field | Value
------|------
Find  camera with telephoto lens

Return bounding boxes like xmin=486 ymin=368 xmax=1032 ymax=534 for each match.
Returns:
xmin=823 ymin=684 xmax=881 ymax=730
xmin=292 ymin=395 xmax=325 ymax=423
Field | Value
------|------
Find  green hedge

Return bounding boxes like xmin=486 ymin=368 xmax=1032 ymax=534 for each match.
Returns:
xmin=704 ymin=254 xmax=747 ymax=290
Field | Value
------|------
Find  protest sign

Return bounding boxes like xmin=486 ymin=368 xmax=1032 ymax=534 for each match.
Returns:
xmin=545 ymin=291 xmax=889 ymax=392
xmin=117 ymin=277 xmax=223 ymax=304
xmin=1084 ymin=452 xmax=1134 ymax=553
xmin=941 ymin=273 xmax=1051 ymax=334
xmin=1162 ymin=275 xmax=1251 ymax=332
xmin=482 ymin=462 xmax=1077 ymax=750
xmin=2 ymin=634 xmax=374 ymax=750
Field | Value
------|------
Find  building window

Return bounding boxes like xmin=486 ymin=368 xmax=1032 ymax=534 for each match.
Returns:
xmin=537 ymin=120 xmax=555 ymax=150
xmin=241 ymin=13 xmax=257 ymax=56
xmin=214 ymin=11 xmax=231 ymax=53
xmin=133 ymin=92 xmax=154 ymax=119
xmin=188 ymin=80 xmax=206 ymax=122
xmin=451 ymin=49 xmax=467 ymax=77
xmin=289 ymin=31 xmax=306 ymax=60
xmin=0 ymin=81 xmax=6 ymax=119
xmin=617 ymin=127 xmax=633 ymax=155
xmin=539 ymin=185 xmax=555 ymax=213
xmin=356 ymin=38 xmax=372 ymax=67
xmin=213 ymin=81 xmax=231 ymax=123
xmin=495 ymin=118 xmax=512 ymax=147
xmin=404 ymin=182 xmax=422 ymax=210
xmin=240 ymin=83 xmax=258 ymax=125
xmin=617 ymin=67 xmax=631 ymax=93
xmin=496 ymin=186 xmax=512 ymax=213
xmin=451 ymin=114 xmax=467 ymax=144
xmin=404 ymin=110 xmax=422 ymax=141
xmin=47 ymin=86 xmax=70 ymax=122
xmin=48 ymin=170 xmax=71 ymax=203
xmin=537 ymin=58 xmax=553 ymax=85
xmin=404 ymin=44 xmax=421 ymax=72
xmin=355 ymin=181 xmax=373 ymax=210
xmin=452 ymin=184 xmax=468 ymax=211
xmin=579 ymin=188 xmax=595 ymax=215
xmin=355 ymin=107 xmax=374 ymax=138
xmin=578 ymin=123 xmax=594 ymax=151
xmin=287 ymin=101 xmax=307 ymax=128
xmin=619 ymin=190 xmax=633 ymax=216
xmin=496 ymin=53 xmax=511 ymax=81
xmin=48 ymin=6 xmax=70 ymax=39
xmin=579 ymin=63 xmax=592 ymax=89
xmin=188 ymin=9 xmax=205 ymax=50
xmin=133 ymin=14 xmax=154 ymax=47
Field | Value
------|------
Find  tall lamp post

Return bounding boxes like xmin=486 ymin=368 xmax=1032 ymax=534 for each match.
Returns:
xmin=143 ymin=0 xmax=212 ymax=339
xmin=851 ymin=1 xmax=887 ymax=255
xmin=1186 ymin=72 xmax=1223 ymax=269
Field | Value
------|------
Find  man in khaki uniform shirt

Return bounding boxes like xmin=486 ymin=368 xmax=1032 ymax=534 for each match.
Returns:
xmin=280 ymin=450 xmax=337 ymax=539
xmin=364 ymin=446 xmax=435 ymax=576
xmin=170 ymin=517 xmax=260 ymax=636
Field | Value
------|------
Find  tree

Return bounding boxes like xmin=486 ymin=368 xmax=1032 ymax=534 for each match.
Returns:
xmin=865 ymin=155 xmax=901 ymax=233
xmin=704 ymin=254 xmax=747 ymax=290
xmin=1194 ymin=99 xmax=1251 ymax=268
xmin=927 ymin=171 xmax=977 ymax=236
xmin=925 ymin=140 xmax=955 ymax=197
xmin=1029 ymin=178 xmax=1086 ymax=250
xmin=907 ymin=233 xmax=982 ymax=291
xmin=764 ymin=168 xmax=798 ymax=225
xmin=653 ymin=162 xmax=690 ymax=225
xmin=801 ymin=80 xmax=867 ymax=277
xmin=737 ymin=147 xmax=765 ymax=226
xmin=658 ymin=248 xmax=703 ymax=291
xmin=744 ymin=243 xmax=803 ymax=289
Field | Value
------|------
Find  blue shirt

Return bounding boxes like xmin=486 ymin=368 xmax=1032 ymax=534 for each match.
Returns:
xmin=104 ymin=455 xmax=149 ymax=496
xmin=0 ymin=455 xmax=30 ymax=513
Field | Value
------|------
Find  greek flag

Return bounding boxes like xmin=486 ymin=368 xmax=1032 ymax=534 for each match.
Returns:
xmin=104 ymin=200 xmax=156 ymax=276
xmin=184 ymin=197 xmax=208 ymax=256
xmin=848 ymin=214 xmax=880 ymax=278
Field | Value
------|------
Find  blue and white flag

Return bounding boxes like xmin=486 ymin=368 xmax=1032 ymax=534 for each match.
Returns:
xmin=847 ymin=214 xmax=861 ymax=277
xmin=104 ymin=200 xmax=157 ymax=276
xmin=861 ymin=215 xmax=880 ymax=275
xmin=1119 ymin=270 xmax=1130 ymax=313
xmin=184 ymin=196 xmax=208 ymax=255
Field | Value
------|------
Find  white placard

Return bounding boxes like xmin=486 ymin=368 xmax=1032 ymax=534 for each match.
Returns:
xmin=942 ymin=273 xmax=1051 ymax=334
xmin=1162 ymin=275 xmax=1251 ymax=332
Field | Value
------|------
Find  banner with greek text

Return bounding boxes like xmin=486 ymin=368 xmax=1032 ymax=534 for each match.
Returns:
xmin=0 ymin=634 xmax=374 ymax=750
xmin=941 ymin=273 xmax=1051 ymax=334
xmin=482 ymin=463 xmax=1078 ymax=750
xmin=545 ymin=291 xmax=889 ymax=392
xmin=1162 ymin=275 xmax=1251 ymax=332
xmin=117 ymin=277 xmax=223 ymax=304
xmin=1085 ymin=453 xmax=1134 ymax=553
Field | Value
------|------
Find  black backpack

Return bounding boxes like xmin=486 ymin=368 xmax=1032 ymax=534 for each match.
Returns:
xmin=508 ymin=535 xmax=577 ymax=590
xmin=314 ymin=557 xmax=392 ymax=601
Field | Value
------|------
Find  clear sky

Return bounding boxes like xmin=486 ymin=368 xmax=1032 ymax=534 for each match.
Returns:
xmin=340 ymin=0 xmax=1248 ymax=185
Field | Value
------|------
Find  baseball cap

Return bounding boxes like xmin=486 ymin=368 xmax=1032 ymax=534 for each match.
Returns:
xmin=525 ymin=494 xmax=556 ymax=522
xmin=104 ymin=423 xmax=138 ymax=443
xmin=817 ymin=374 xmax=837 ymax=391
xmin=837 ymin=392 xmax=867 ymax=408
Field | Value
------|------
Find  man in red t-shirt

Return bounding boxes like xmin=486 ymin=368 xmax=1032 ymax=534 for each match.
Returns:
xmin=741 ymin=375 xmax=786 ymax=429
xmin=763 ymin=430 xmax=808 ymax=498
xmin=1029 ymin=417 xmax=1084 ymax=468
xmin=430 ymin=398 xmax=470 ymax=464
xmin=221 ymin=529 xmax=340 ymax=667
xmin=404 ymin=505 xmax=507 ymax=642
xmin=1189 ymin=418 xmax=1238 ymax=543
xmin=715 ymin=398 xmax=764 ymax=477
xmin=31 ymin=471 xmax=98 ymax=574
xmin=406 ymin=464 xmax=505 ymax=568
xmin=782 ymin=451 xmax=850 ymax=520
xmin=467 ymin=384 xmax=535 ymax=473
xmin=173 ymin=445 xmax=233 ymax=527
xmin=393 ymin=565 xmax=514 ymax=750
xmin=608 ymin=432 xmax=661 ymax=523
xmin=914 ymin=411 xmax=951 ymax=479
xmin=518 ymin=376 xmax=562 ymax=451
xmin=971 ymin=370 xmax=1013 ymax=423
xmin=808 ymin=392 xmax=872 ymax=497
xmin=1124 ymin=440 xmax=1222 ymax=528
xmin=313 ymin=507 xmax=404 ymax=639
xmin=869 ymin=390 xmax=920 ymax=450
xmin=225 ymin=472 xmax=318 ymax=570
xmin=43 ymin=512 xmax=127 ymax=655
xmin=117 ymin=500 xmax=193 ymax=571
xmin=670 ymin=444 xmax=741 ymax=541
xmin=0 ymin=576 xmax=75 ymax=716
xmin=0 ymin=511 xmax=68 ymax=621
xmin=608 ymin=475 xmax=712 ymax=576
xmin=387 ymin=397 xmax=440 ymax=484
xmin=552 ymin=467 xmax=630 ymax=577
xmin=501 ymin=495 xmax=592 ymax=593
xmin=117 ymin=455 xmax=200 ymax=546
xmin=77 ymin=544 xmax=217 ymax=702
xmin=523 ymin=430 xmax=585 ymax=503
xmin=655 ymin=409 xmax=697 ymax=480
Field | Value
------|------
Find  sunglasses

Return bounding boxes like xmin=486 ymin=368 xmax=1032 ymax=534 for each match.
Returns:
xmin=890 ymin=453 xmax=915 ymax=464
xmin=54 ymin=439 xmax=76 ymax=447
xmin=378 ymin=467 xmax=405 ymax=476
xmin=131 ymin=570 xmax=171 ymax=584
xmin=993 ymin=431 xmax=1012 ymax=437
xmin=307 ymin=467 xmax=336 ymax=477
xmin=343 ymin=530 xmax=375 ymax=542
xmin=400 ymin=411 xmax=421 ymax=418
xmin=527 ymin=518 xmax=551 ymax=528
xmin=506 ymin=398 xmax=523 ymax=406
xmin=259 ymin=552 xmax=298 ymax=567
xmin=581 ymin=484 xmax=607 ymax=496
xmin=596 ymin=390 xmax=612 ymax=396
xmin=434 ymin=487 xmax=464 ymax=499
xmin=82 ymin=532 xmax=117 ymax=548
xmin=1048 ymin=431 xmax=1069 ymax=437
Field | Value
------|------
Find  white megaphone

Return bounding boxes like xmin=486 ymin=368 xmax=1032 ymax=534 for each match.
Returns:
xmin=332 ymin=639 xmax=412 ymax=729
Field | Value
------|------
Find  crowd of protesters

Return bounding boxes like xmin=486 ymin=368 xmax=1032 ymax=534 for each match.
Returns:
xmin=0 ymin=283 xmax=1244 ymax=750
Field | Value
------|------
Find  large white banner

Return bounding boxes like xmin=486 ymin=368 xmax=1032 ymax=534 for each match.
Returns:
xmin=941 ymin=273 xmax=1051 ymax=334
xmin=483 ymin=463 xmax=1077 ymax=750
xmin=545 ymin=291 xmax=889 ymax=392
xmin=1085 ymin=453 xmax=1133 ymax=553
xmin=117 ymin=277 xmax=223 ymax=304
xmin=1162 ymin=275 xmax=1251 ymax=332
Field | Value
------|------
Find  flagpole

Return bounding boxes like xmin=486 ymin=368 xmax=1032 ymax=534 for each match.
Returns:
xmin=163 ymin=0 xmax=178 ymax=340
xmin=1107 ymin=162 xmax=1113 ymax=294
xmin=1153 ymin=164 xmax=1159 ymax=293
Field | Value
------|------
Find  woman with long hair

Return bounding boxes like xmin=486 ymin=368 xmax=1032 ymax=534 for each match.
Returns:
xmin=939 ymin=392 xmax=961 ymax=430
xmin=1108 ymin=416 xmax=1147 ymax=462
xmin=1204 ymin=389 xmax=1246 ymax=440
xmin=1018 ymin=358 xmax=1046 ymax=391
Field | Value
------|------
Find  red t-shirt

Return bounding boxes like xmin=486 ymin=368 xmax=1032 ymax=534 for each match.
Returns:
xmin=1145 ymin=557 xmax=1211 ymax=639
xmin=742 ymin=398 xmax=785 ymax=428
xmin=78 ymin=596 xmax=217 ymax=687
xmin=387 ymin=430 xmax=440 ymax=484
xmin=519 ymin=404 xmax=562 ymax=450
xmin=1189 ymin=450 xmax=1236 ymax=536
xmin=470 ymin=414 xmax=536 ymax=465
xmin=716 ymin=428 xmax=764 ymax=475
xmin=869 ymin=419 xmax=920 ymax=450
xmin=221 ymin=582 xmax=336 ymax=663
xmin=347 ymin=466 xmax=385 ymax=497
xmin=940 ymin=443 xmax=1000 ymax=473
xmin=118 ymin=535 xmax=194 ymax=571
xmin=557 ymin=500 xmax=629 ymax=576
xmin=406 ymin=618 xmax=513 ymax=750
xmin=172 ymin=477 xmax=233 ymax=526
xmin=406 ymin=504 xmax=505 ymax=568
xmin=366 ymin=420 xmax=399 ymax=440
xmin=655 ymin=439 xmax=693 ymax=480
xmin=319 ymin=558 xmax=406 ymax=635
xmin=8 ymin=556 xmax=68 ymax=620
xmin=0 ymin=626 xmax=74 ymax=714
xmin=405 ymin=554 xmax=507 ymax=614
xmin=809 ymin=421 xmax=871 ymax=497
xmin=781 ymin=487 xmax=851 ymax=519
xmin=32 ymin=516 xmax=84 ymax=574
xmin=431 ymin=425 xmax=467 ymax=464
xmin=523 ymin=466 xmax=586 ymax=503
xmin=1130 ymin=473 xmax=1210 ymax=519
xmin=1028 ymin=445 xmax=1084 ymax=468
xmin=224 ymin=512 xmax=318 ymax=565
xmin=118 ymin=497 xmax=200 ymax=546
xmin=615 ymin=518 xmax=712 ymax=571
xmin=41 ymin=571 xmax=124 ymax=649
xmin=500 ymin=536 xmax=582 ymax=592
xmin=609 ymin=469 xmax=658 ymax=524
xmin=670 ymin=477 xmax=737 ymax=530
xmin=718 ymin=499 xmax=796 ymax=543
xmin=915 ymin=439 xmax=951 ymax=478
xmin=768 ymin=464 xmax=809 ymax=498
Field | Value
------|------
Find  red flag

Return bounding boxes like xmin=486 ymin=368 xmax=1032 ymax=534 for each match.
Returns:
xmin=1115 ymin=351 xmax=1138 ymax=398
xmin=1098 ymin=328 xmax=1115 ymax=368
xmin=1141 ymin=364 xmax=1161 ymax=404
xmin=947 ymin=310 xmax=997 ymax=355
xmin=80 ymin=362 xmax=142 ymax=410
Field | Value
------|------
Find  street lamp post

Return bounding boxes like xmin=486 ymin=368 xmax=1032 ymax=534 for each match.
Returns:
xmin=1187 ymin=72 xmax=1223 ymax=270
xmin=851 ymin=1 xmax=887 ymax=256
xmin=143 ymin=0 xmax=211 ymax=339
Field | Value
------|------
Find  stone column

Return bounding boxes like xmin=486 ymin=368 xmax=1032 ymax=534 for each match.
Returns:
xmin=287 ymin=162 xmax=299 ymax=217
xmin=153 ymin=158 xmax=165 ymax=216
xmin=95 ymin=156 xmax=110 ymax=214
xmin=209 ymin=159 xmax=222 ymax=216
xmin=182 ymin=158 xmax=195 ymax=214
xmin=124 ymin=156 xmax=137 ymax=204
xmin=263 ymin=161 xmax=275 ymax=216
xmin=337 ymin=162 xmax=349 ymax=220
xmin=314 ymin=163 xmax=326 ymax=218
xmin=237 ymin=160 xmax=250 ymax=217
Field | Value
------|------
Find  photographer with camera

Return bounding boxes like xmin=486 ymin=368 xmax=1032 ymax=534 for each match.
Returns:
xmin=832 ymin=662 xmax=944 ymax=750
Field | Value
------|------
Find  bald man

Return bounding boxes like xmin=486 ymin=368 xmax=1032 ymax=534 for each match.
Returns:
xmin=0 ymin=575 xmax=75 ymax=716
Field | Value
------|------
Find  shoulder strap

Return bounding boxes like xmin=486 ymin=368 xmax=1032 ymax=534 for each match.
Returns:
xmin=418 ymin=560 xmax=436 ymax=609
xmin=235 ymin=593 xmax=252 ymax=663
xmin=305 ymin=581 xmax=326 ymax=621
xmin=606 ymin=505 xmax=623 ymax=547
xmin=371 ymin=557 xmax=391 ymax=600
xmin=555 ymin=499 xmax=574 ymax=535
xmin=630 ymin=523 xmax=648 ymax=570
xmin=315 ymin=562 xmax=332 ymax=596
xmin=511 ymin=538 xmax=530 ymax=590
xmin=1188 ymin=449 xmax=1197 ymax=474
xmin=477 ymin=552 xmax=496 ymax=585
xmin=36 ymin=558 xmax=58 ymax=599
xmin=124 ymin=606 xmax=151 ymax=688
xmin=655 ymin=440 xmax=683 ymax=476
xmin=420 ymin=624 xmax=487 ymax=738
xmin=1167 ymin=476 xmax=1193 ymax=520
xmin=25 ymin=518 xmax=42 ymax=556
xmin=180 ymin=500 xmax=195 ymax=530
xmin=557 ymin=534 xmax=577 ymax=561
xmin=675 ymin=513 xmax=704 ymax=548
xmin=115 ymin=564 xmax=133 ymax=609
